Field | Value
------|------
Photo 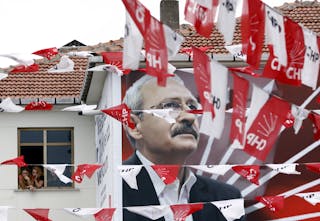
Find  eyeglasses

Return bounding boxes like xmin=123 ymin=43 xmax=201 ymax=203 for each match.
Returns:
xmin=150 ymin=100 xmax=199 ymax=111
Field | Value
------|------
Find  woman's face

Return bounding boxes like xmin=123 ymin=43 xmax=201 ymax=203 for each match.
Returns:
xmin=22 ymin=170 xmax=29 ymax=177
xmin=32 ymin=169 xmax=37 ymax=177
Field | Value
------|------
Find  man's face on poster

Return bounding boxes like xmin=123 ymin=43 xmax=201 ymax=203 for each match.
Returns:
xmin=134 ymin=79 xmax=200 ymax=162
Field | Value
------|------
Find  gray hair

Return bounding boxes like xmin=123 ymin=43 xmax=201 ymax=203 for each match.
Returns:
xmin=123 ymin=74 xmax=185 ymax=148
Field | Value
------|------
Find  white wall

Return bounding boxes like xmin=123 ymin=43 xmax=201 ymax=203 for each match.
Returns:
xmin=0 ymin=111 xmax=96 ymax=221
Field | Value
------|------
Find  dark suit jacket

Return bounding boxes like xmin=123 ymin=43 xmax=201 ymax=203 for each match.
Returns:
xmin=123 ymin=153 xmax=246 ymax=221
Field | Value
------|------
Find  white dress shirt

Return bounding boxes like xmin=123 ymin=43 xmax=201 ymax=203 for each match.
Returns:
xmin=136 ymin=151 xmax=197 ymax=221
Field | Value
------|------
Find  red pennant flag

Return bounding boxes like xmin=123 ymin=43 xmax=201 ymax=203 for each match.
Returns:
xmin=230 ymin=74 xmax=249 ymax=146
xmin=170 ymin=203 xmax=204 ymax=221
xmin=184 ymin=0 xmax=218 ymax=38
xmin=10 ymin=63 xmax=39 ymax=73
xmin=94 ymin=208 xmax=116 ymax=221
xmin=305 ymin=163 xmax=320 ymax=174
xmin=101 ymin=103 xmax=135 ymax=129
xmin=151 ymin=165 xmax=180 ymax=185
xmin=229 ymin=66 xmax=260 ymax=77
xmin=32 ymin=47 xmax=59 ymax=60
xmin=1 ymin=155 xmax=27 ymax=167
xmin=24 ymin=209 xmax=52 ymax=221
xmin=308 ymin=112 xmax=320 ymax=140
xmin=72 ymin=164 xmax=102 ymax=183
xmin=186 ymin=109 xmax=204 ymax=115
xmin=100 ymin=52 xmax=130 ymax=75
xmin=232 ymin=165 xmax=260 ymax=185
xmin=244 ymin=96 xmax=291 ymax=161
xmin=256 ymin=195 xmax=285 ymax=212
xmin=192 ymin=46 xmax=215 ymax=119
xmin=25 ymin=101 xmax=53 ymax=111
xmin=241 ymin=0 xmax=265 ymax=69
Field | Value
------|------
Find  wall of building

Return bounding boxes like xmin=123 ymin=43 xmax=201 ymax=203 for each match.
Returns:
xmin=0 ymin=111 xmax=96 ymax=220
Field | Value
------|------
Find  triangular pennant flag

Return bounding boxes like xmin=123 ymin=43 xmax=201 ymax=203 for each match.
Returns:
xmin=256 ymin=195 xmax=285 ymax=212
xmin=241 ymin=0 xmax=265 ymax=69
xmin=142 ymin=109 xmax=180 ymax=124
xmin=230 ymin=74 xmax=249 ymax=148
xmin=94 ymin=208 xmax=116 ymax=221
xmin=62 ymin=104 xmax=97 ymax=112
xmin=170 ymin=203 xmax=204 ymax=221
xmin=211 ymin=198 xmax=245 ymax=221
xmin=32 ymin=47 xmax=59 ymax=60
xmin=0 ymin=97 xmax=24 ymax=112
xmin=72 ymin=164 xmax=102 ymax=183
xmin=163 ymin=24 xmax=185 ymax=60
xmin=194 ymin=0 xmax=213 ymax=9
xmin=43 ymin=164 xmax=72 ymax=184
xmin=217 ymin=0 xmax=238 ymax=44
xmin=308 ymin=112 xmax=320 ymax=140
xmin=184 ymin=0 xmax=218 ymax=38
xmin=48 ymin=55 xmax=74 ymax=73
xmin=25 ymin=101 xmax=53 ymax=111
xmin=0 ymin=72 xmax=8 ymax=81
xmin=0 ymin=206 xmax=9 ymax=221
xmin=64 ymin=208 xmax=101 ymax=216
xmin=24 ymin=209 xmax=51 ymax=221
xmin=1 ymin=155 xmax=27 ymax=167
xmin=101 ymin=103 xmax=135 ymax=129
xmin=151 ymin=165 xmax=180 ymax=185
xmin=232 ymin=165 xmax=260 ymax=185
xmin=10 ymin=63 xmax=39 ymax=73
xmin=101 ymin=52 xmax=130 ymax=75
xmin=266 ymin=163 xmax=301 ymax=175
xmin=180 ymin=46 xmax=212 ymax=58
xmin=291 ymin=104 xmax=310 ymax=134
xmin=126 ymin=205 xmax=170 ymax=220
xmin=305 ymin=163 xmax=320 ymax=174
xmin=229 ymin=66 xmax=260 ymax=77
xmin=189 ymin=165 xmax=231 ymax=176
xmin=66 ymin=51 xmax=93 ymax=58
xmin=118 ymin=165 xmax=143 ymax=190
xmin=295 ymin=191 xmax=320 ymax=206
xmin=225 ymin=44 xmax=247 ymax=61
xmin=0 ymin=53 xmax=40 ymax=66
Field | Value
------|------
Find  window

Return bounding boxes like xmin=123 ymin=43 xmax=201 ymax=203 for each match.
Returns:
xmin=18 ymin=128 xmax=74 ymax=189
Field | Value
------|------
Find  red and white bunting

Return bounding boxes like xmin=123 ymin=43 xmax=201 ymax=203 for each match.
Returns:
xmin=62 ymin=104 xmax=97 ymax=112
xmin=256 ymin=195 xmax=285 ymax=212
xmin=225 ymin=44 xmax=246 ymax=61
xmin=32 ymin=47 xmax=59 ymax=60
xmin=1 ymin=155 xmax=27 ymax=167
xmin=151 ymin=165 xmax=180 ymax=185
xmin=217 ymin=0 xmax=238 ymax=45
xmin=123 ymin=12 xmax=143 ymax=70
xmin=126 ymin=205 xmax=170 ymax=220
xmin=291 ymin=104 xmax=310 ymax=134
xmin=305 ymin=163 xmax=320 ymax=174
xmin=0 ymin=98 xmax=24 ymax=112
xmin=118 ymin=165 xmax=143 ymax=190
xmin=101 ymin=103 xmax=135 ymax=129
xmin=170 ymin=203 xmax=204 ymax=221
xmin=241 ymin=0 xmax=265 ymax=69
xmin=308 ymin=111 xmax=320 ymax=140
xmin=0 ymin=53 xmax=40 ymax=66
xmin=24 ymin=209 xmax=51 ymax=221
xmin=194 ymin=0 xmax=213 ymax=9
xmin=211 ymin=198 xmax=245 ymax=221
xmin=47 ymin=55 xmax=74 ymax=73
xmin=265 ymin=6 xmax=287 ymax=66
xmin=189 ymin=165 xmax=231 ymax=175
xmin=10 ymin=63 xmax=39 ymax=73
xmin=230 ymin=74 xmax=249 ymax=148
xmin=184 ymin=0 xmax=218 ymax=38
xmin=43 ymin=164 xmax=72 ymax=184
xmin=295 ymin=191 xmax=320 ymax=206
xmin=0 ymin=206 xmax=9 ymax=221
xmin=301 ymin=27 xmax=320 ymax=89
xmin=64 ymin=208 xmax=101 ymax=217
xmin=163 ymin=24 xmax=185 ymax=60
xmin=24 ymin=101 xmax=53 ymax=111
xmin=101 ymin=52 xmax=130 ymax=75
xmin=232 ymin=165 xmax=260 ymax=185
xmin=72 ymin=164 xmax=102 ymax=183
xmin=94 ymin=208 xmax=116 ymax=221
xmin=266 ymin=163 xmax=301 ymax=175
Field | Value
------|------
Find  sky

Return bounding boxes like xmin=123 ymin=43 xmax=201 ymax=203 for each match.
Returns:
xmin=0 ymin=0 xmax=297 ymax=54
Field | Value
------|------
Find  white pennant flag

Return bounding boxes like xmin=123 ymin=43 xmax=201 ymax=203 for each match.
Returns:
xmin=64 ymin=208 xmax=101 ymax=216
xmin=301 ymin=27 xmax=320 ymax=90
xmin=123 ymin=12 xmax=143 ymax=70
xmin=0 ymin=97 xmax=24 ymax=112
xmin=217 ymin=0 xmax=238 ymax=45
xmin=211 ymin=198 xmax=245 ymax=221
xmin=163 ymin=24 xmax=185 ymax=60
xmin=267 ymin=163 xmax=301 ymax=175
xmin=66 ymin=51 xmax=94 ymax=58
xmin=88 ymin=64 xmax=124 ymax=76
xmin=126 ymin=205 xmax=170 ymax=220
xmin=143 ymin=109 xmax=180 ymax=124
xmin=194 ymin=0 xmax=213 ymax=9
xmin=43 ymin=164 xmax=72 ymax=184
xmin=0 ymin=206 xmax=9 ymax=221
xmin=189 ymin=165 xmax=231 ymax=175
xmin=0 ymin=53 xmax=41 ymax=66
xmin=265 ymin=6 xmax=287 ymax=66
xmin=295 ymin=191 xmax=320 ymax=206
xmin=48 ymin=55 xmax=74 ymax=73
xmin=118 ymin=165 xmax=143 ymax=190
xmin=225 ymin=44 xmax=247 ymax=61
xmin=291 ymin=104 xmax=310 ymax=134
xmin=200 ymin=60 xmax=228 ymax=139
xmin=62 ymin=104 xmax=97 ymax=112
xmin=0 ymin=72 xmax=8 ymax=81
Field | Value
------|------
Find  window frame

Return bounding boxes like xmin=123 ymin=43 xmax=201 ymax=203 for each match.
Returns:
xmin=18 ymin=127 xmax=74 ymax=189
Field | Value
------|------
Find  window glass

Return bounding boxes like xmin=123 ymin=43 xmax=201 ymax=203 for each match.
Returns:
xmin=20 ymin=130 xmax=43 ymax=143
xmin=47 ymin=130 xmax=71 ymax=143
xmin=20 ymin=146 xmax=43 ymax=164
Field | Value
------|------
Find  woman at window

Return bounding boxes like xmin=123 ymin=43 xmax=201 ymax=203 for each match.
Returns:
xmin=18 ymin=167 xmax=34 ymax=190
xmin=31 ymin=166 xmax=44 ymax=189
